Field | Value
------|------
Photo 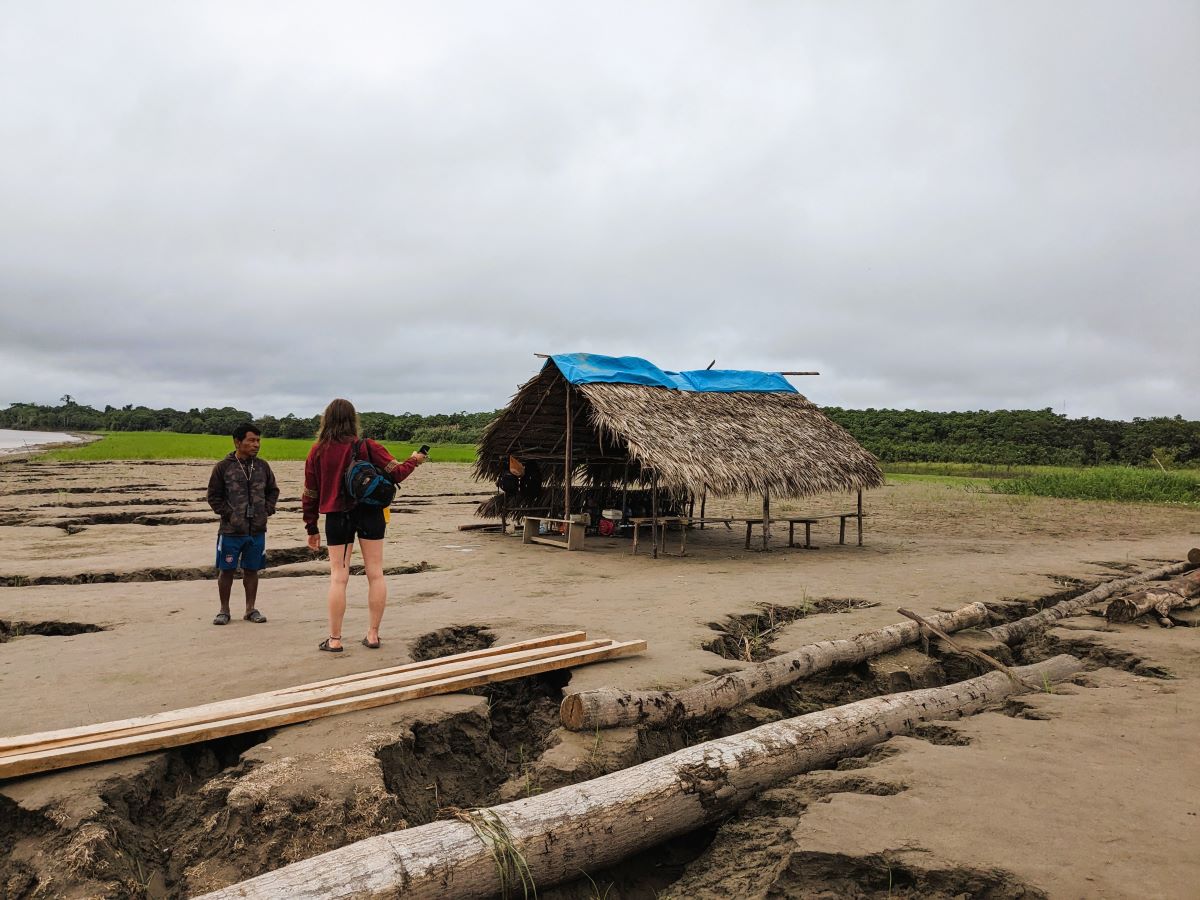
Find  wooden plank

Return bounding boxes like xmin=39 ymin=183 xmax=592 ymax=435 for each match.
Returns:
xmin=566 ymin=521 xmax=585 ymax=551
xmin=527 ymin=535 xmax=569 ymax=549
xmin=1 ymin=640 xmax=613 ymax=759
xmin=0 ymin=640 xmax=648 ymax=780
xmin=0 ymin=631 xmax=591 ymax=755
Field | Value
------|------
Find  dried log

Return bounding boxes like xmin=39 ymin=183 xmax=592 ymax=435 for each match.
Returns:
xmin=986 ymin=561 xmax=1193 ymax=645
xmin=560 ymin=602 xmax=987 ymax=731
xmin=1106 ymin=572 xmax=1200 ymax=626
xmin=200 ymin=655 xmax=1083 ymax=900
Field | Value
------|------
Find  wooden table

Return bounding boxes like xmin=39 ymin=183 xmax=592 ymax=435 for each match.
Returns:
xmin=741 ymin=514 xmax=862 ymax=549
xmin=628 ymin=516 xmax=689 ymax=556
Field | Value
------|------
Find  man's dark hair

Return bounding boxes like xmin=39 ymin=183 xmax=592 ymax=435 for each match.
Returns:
xmin=233 ymin=423 xmax=262 ymax=442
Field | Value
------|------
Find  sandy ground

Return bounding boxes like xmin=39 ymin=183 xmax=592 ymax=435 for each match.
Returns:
xmin=0 ymin=455 xmax=1198 ymax=898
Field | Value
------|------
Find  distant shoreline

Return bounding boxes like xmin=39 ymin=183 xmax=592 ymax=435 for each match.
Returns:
xmin=0 ymin=429 xmax=96 ymax=458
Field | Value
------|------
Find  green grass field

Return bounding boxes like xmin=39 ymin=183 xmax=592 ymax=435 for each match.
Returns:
xmin=39 ymin=433 xmax=1200 ymax=505
xmin=39 ymin=432 xmax=478 ymax=463
xmin=990 ymin=466 xmax=1200 ymax=505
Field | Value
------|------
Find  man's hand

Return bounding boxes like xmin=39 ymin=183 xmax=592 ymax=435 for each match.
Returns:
xmin=408 ymin=452 xmax=427 ymax=466
xmin=306 ymin=533 xmax=321 ymax=552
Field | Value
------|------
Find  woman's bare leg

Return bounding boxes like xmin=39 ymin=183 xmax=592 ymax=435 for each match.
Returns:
xmin=326 ymin=542 xmax=353 ymax=648
xmin=359 ymin=537 xmax=386 ymax=643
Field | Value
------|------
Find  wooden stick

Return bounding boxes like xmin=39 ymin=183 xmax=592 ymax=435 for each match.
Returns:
xmin=897 ymin=608 xmax=1032 ymax=688
xmin=200 ymin=656 xmax=1082 ymax=900
xmin=0 ymin=641 xmax=648 ymax=780
xmin=0 ymin=631 xmax=592 ymax=755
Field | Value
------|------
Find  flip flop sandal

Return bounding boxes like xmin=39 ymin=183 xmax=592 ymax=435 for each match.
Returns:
xmin=318 ymin=637 xmax=344 ymax=653
xmin=213 ymin=612 xmax=231 ymax=626
xmin=244 ymin=609 xmax=267 ymax=623
xmin=362 ymin=637 xmax=381 ymax=649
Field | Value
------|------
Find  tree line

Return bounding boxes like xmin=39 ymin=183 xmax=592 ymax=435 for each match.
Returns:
xmin=2 ymin=401 xmax=1197 ymax=467
xmin=0 ymin=401 xmax=500 ymax=446
xmin=822 ymin=407 xmax=1200 ymax=467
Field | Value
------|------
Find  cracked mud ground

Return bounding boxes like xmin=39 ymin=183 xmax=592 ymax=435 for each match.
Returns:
xmin=1 ymin=456 xmax=1198 ymax=897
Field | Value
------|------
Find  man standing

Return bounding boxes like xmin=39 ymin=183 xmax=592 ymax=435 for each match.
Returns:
xmin=207 ymin=423 xmax=279 ymax=626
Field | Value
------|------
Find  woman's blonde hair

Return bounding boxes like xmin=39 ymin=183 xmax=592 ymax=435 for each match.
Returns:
xmin=317 ymin=398 xmax=360 ymax=444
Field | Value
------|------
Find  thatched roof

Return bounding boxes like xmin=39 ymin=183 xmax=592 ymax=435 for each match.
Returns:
xmin=476 ymin=358 xmax=883 ymax=503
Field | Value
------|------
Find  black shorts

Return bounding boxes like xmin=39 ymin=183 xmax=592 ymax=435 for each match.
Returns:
xmin=325 ymin=506 xmax=386 ymax=545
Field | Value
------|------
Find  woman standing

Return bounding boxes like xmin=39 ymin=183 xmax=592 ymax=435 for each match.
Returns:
xmin=302 ymin=398 xmax=426 ymax=652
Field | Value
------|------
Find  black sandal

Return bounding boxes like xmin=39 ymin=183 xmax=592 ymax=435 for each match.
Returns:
xmin=362 ymin=636 xmax=381 ymax=649
xmin=318 ymin=636 xmax=344 ymax=653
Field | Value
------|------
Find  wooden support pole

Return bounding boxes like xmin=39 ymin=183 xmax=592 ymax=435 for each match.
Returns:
xmin=699 ymin=485 xmax=707 ymax=529
xmin=857 ymin=489 xmax=863 ymax=546
xmin=563 ymin=387 xmax=572 ymax=519
xmin=651 ymin=472 xmax=660 ymax=559
xmin=761 ymin=489 xmax=770 ymax=551
xmin=201 ymin=656 xmax=1083 ymax=900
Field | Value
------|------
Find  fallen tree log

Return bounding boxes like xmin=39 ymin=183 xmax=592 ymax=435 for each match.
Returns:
xmin=560 ymin=602 xmax=987 ymax=731
xmin=986 ymin=561 xmax=1192 ymax=645
xmin=200 ymin=655 xmax=1082 ymax=900
xmin=1106 ymin=571 xmax=1200 ymax=626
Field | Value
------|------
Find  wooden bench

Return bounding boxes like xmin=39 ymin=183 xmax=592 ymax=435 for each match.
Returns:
xmin=742 ymin=513 xmax=864 ymax=549
xmin=521 ymin=515 xmax=585 ymax=551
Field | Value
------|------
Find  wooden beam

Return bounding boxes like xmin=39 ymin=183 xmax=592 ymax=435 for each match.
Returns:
xmin=0 ymin=641 xmax=648 ymax=780
xmin=0 ymin=631 xmax=592 ymax=756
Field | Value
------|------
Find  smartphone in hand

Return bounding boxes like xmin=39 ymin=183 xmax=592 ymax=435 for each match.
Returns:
xmin=418 ymin=445 xmax=430 ymax=456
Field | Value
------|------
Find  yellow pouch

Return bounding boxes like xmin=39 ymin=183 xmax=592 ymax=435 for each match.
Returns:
xmin=383 ymin=506 xmax=391 ymax=524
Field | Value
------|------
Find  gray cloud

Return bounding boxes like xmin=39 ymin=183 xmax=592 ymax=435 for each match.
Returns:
xmin=1 ymin=1 xmax=1196 ymax=419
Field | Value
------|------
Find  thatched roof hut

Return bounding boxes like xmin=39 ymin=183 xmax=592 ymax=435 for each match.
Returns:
xmin=476 ymin=354 xmax=883 ymax=520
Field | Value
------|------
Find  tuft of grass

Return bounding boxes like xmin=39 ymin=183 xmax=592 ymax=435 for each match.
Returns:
xmin=456 ymin=808 xmax=536 ymax=899
xmin=39 ymin=431 xmax=477 ymax=463
xmin=991 ymin=467 xmax=1200 ymax=505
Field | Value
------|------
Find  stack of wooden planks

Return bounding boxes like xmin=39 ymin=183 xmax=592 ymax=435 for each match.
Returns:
xmin=0 ymin=631 xmax=645 ymax=781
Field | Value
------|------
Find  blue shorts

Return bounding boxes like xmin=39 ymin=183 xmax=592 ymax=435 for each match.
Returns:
xmin=216 ymin=533 xmax=266 ymax=571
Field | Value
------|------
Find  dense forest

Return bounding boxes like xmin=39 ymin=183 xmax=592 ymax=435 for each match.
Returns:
xmin=2 ymin=401 xmax=1198 ymax=467
xmin=0 ymin=401 xmax=498 ymax=447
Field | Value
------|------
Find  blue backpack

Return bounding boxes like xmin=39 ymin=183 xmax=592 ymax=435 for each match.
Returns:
xmin=343 ymin=440 xmax=396 ymax=507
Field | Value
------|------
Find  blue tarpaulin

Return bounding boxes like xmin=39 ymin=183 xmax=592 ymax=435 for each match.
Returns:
xmin=549 ymin=353 xmax=798 ymax=394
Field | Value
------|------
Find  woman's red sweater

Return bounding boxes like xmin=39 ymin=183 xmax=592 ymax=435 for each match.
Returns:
xmin=302 ymin=439 xmax=416 ymax=534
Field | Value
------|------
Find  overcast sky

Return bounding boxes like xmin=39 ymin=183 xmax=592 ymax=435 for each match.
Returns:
xmin=2 ymin=1 xmax=1196 ymax=420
